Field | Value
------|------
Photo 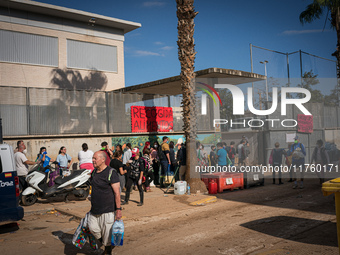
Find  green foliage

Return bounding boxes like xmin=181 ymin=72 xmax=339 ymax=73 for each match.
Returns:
xmin=297 ymin=71 xmax=325 ymax=103
xmin=201 ymin=134 xmax=221 ymax=144
xmin=217 ymin=88 xmax=233 ymax=119
xmin=299 ymin=0 xmax=340 ymax=29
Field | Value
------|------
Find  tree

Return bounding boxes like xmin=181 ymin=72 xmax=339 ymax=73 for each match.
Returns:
xmin=176 ymin=0 xmax=207 ymax=193
xmin=297 ymin=71 xmax=325 ymax=103
xmin=217 ymin=88 xmax=233 ymax=130
xmin=300 ymin=0 xmax=340 ymax=78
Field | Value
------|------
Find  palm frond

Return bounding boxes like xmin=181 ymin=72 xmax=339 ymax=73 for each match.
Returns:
xmin=299 ymin=3 xmax=323 ymax=24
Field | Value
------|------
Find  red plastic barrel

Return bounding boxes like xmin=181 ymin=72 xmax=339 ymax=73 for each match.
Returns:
xmin=208 ymin=179 xmax=218 ymax=194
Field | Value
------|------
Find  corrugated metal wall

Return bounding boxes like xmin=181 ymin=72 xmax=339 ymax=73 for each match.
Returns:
xmin=0 ymin=29 xmax=58 ymax=66
xmin=67 ymin=39 xmax=117 ymax=72
xmin=0 ymin=87 xmax=27 ymax=135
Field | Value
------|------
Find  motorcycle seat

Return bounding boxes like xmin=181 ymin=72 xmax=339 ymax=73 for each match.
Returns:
xmin=54 ymin=170 xmax=85 ymax=185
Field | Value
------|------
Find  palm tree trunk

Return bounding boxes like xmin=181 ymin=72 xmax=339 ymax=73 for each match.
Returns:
xmin=176 ymin=0 xmax=207 ymax=193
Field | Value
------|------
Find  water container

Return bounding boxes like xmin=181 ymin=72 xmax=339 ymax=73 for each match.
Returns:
xmin=208 ymin=179 xmax=218 ymax=194
xmin=174 ymin=181 xmax=187 ymax=195
xmin=111 ymin=220 xmax=124 ymax=246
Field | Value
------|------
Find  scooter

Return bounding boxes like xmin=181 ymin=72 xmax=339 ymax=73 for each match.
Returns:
xmin=21 ymin=162 xmax=91 ymax=206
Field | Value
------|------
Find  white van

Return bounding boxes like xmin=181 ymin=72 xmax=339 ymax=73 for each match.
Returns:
xmin=0 ymin=144 xmax=24 ymax=222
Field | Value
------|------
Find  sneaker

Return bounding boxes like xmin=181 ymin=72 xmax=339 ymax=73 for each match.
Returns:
xmin=137 ymin=202 xmax=143 ymax=206
xmin=293 ymin=185 xmax=298 ymax=189
xmin=121 ymin=201 xmax=129 ymax=205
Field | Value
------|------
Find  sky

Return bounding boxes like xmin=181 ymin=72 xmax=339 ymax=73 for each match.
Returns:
xmin=36 ymin=0 xmax=337 ymax=87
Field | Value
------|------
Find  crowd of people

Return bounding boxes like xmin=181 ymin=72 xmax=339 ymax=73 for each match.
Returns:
xmin=13 ymin=136 xmax=188 ymax=205
xmin=14 ymin=134 xmax=330 ymax=200
xmin=196 ymin=135 xmax=250 ymax=168
xmin=268 ymin=135 xmax=330 ymax=189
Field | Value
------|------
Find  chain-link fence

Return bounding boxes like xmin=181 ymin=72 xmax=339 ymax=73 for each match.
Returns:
xmin=0 ymin=86 xmax=213 ymax=136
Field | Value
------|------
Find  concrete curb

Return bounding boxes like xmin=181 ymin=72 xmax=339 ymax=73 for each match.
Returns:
xmin=189 ymin=196 xmax=217 ymax=206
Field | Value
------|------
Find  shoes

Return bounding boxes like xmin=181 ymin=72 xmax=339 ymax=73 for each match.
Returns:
xmin=102 ymin=246 xmax=112 ymax=255
xmin=288 ymin=179 xmax=293 ymax=182
xmin=293 ymin=185 xmax=298 ymax=189
xmin=299 ymin=185 xmax=304 ymax=189
xmin=137 ymin=202 xmax=143 ymax=206
xmin=121 ymin=201 xmax=129 ymax=205
xmin=133 ymin=186 xmax=138 ymax=191
xmin=278 ymin=182 xmax=284 ymax=185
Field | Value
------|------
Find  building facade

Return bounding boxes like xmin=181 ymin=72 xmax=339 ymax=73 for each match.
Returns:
xmin=0 ymin=0 xmax=141 ymax=91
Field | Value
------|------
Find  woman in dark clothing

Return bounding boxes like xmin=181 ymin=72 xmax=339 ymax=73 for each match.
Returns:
xmin=169 ymin=141 xmax=178 ymax=181
xmin=110 ymin=151 xmax=127 ymax=192
xmin=142 ymin=148 xmax=154 ymax=192
xmin=150 ymin=141 xmax=160 ymax=186
xmin=122 ymin=147 xmax=144 ymax=206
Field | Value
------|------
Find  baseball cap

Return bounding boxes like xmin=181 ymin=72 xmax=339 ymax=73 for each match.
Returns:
xmin=294 ymin=136 xmax=299 ymax=140
xmin=132 ymin=147 xmax=139 ymax=157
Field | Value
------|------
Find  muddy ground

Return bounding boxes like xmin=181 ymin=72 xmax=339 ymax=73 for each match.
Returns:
xmin=0 ymin=177 xmax=338 ymax=255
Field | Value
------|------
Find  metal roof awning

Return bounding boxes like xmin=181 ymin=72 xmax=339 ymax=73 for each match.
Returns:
xmin=115 ymin=68 xmax=265 ymax=95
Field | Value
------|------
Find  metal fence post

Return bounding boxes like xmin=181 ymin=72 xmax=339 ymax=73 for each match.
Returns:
xmin=105 ymin=91 xmax=110 ymax=133
xmin=26 ymin=87 xmax=30 ymax=135
xmin=0 ymin=118 xmax=3 ymax=144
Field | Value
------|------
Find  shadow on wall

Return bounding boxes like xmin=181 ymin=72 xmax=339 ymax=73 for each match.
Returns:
xmin=50 ymin=68 xmax=108 ymax=90
xmin=37 ymin=68 xmax=109 ymax=134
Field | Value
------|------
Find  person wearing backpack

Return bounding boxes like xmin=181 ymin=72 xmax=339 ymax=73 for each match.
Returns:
xmin=269 ymin=142 xmax=287 ymax=185
xmin=121 ymin=147 xmax=144 ymax=206
xmin=88 ymin=151 xmax=121 ymax=255
xmin=288 ymin=136 xmax=306 ymax=189
xmin=311 ymin=139 xmax=330 ymax=185
xmin=160 ymin=136 xmax=171 ymax=188
xmin=228 ymin=142 xmax=236 ymax=166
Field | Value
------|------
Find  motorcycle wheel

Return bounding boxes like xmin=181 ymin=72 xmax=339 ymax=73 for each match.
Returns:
xmin=21 ymin=194 xmax=38 ymax=206
xmin=75 ymin=188 xmax=89 ymax=200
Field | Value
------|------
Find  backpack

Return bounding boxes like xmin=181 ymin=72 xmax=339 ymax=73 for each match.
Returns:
xmin=272 ymin=149 xmax=283 ymax=165
xmin=141 ymin=156 xmax=150 ymax=173
xmin=158 ymin=146 xmax=166 ymax=161
xmin=292 ymin=143 xmax=305 ymax=160
xmin=228 ymin=148 xmax=235 ymax=159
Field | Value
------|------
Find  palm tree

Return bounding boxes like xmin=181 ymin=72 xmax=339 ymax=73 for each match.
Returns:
xmin=300 ymin=0 xmax=340 ymax=78
xmin=176 ymin=0 xmax=207 ymax=193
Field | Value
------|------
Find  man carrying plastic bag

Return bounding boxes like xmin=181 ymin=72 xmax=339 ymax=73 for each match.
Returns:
xmin=72 ymin=212 xmax=98 ymax=250
xmin=88 ymin=151 xmax=122 ymax=254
